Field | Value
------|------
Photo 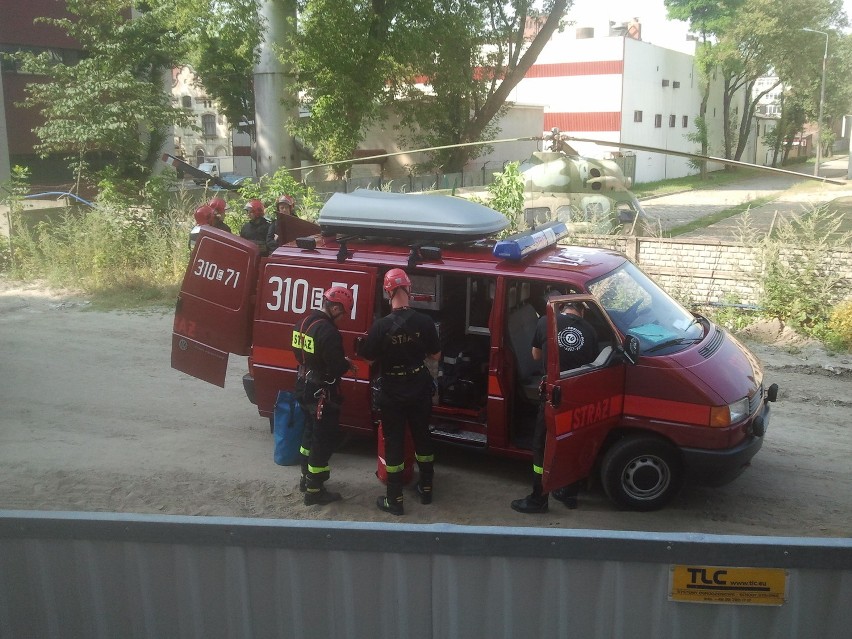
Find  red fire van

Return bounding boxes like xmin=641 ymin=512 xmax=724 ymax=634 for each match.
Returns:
xmin=172 ymin=190 xmax=777 ymax=510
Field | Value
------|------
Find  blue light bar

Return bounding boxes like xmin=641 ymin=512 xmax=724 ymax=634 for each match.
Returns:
xmin=492 ymin=221 xmax=569 ymax=261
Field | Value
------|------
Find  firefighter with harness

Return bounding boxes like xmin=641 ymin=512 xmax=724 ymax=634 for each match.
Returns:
xmin=292 ymin=286 xmax=356 ymax=506
xmin=358 ymin=269 xmax=441 ymax=516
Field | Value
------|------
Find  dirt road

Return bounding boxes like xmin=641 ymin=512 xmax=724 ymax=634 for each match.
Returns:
xmin=0 ymin=280 xmax=850 ymax=537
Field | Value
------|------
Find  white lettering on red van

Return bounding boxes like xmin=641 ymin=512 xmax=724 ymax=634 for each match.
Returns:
xmin=266 ymin=276 xmax=360 ymax=321
xmin=193 ymin=258 xmax=240 ymax=289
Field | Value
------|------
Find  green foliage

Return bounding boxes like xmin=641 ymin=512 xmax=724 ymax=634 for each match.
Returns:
xmin=237 ymin=168 xmax=323 ymax=222
xmin=705 ymin=294 xmax=758 ymax=332
xmin=486 ymin=161 xmax=525 ymax=237
xmin=824 ymin=302 xmax=852 ymax=351
xmin=291 ymin=0 xmax=570 ymax=172
xmin=741 ymin=205 xmax=852 ymax=338
xmin=173 ymin=0 xmax=263 ymax=129
xmin=13 ymin=0 xmax=191 ymax=189
xmin=0 ymin=166 xmax=32 ymax=271
xmin=7 ymin=201 xmax=190 ymax=296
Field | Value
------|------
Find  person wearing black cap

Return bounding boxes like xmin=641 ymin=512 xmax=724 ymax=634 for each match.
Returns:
xmin=511 ymin=291 xmax=598 ymax=514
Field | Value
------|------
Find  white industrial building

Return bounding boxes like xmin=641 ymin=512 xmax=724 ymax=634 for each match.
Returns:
xmin=507 ymin=24 xmax=746 ymax=184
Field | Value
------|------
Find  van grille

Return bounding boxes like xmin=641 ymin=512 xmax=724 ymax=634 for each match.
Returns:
xmin=749 ymin=384 xmax=764 ymax=415
xmin=698 ymin=328 xmax=725 ymax=358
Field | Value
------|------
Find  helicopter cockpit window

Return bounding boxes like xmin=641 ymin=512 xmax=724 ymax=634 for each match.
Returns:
xmin=590 ymin=168 xmax=602 ymax=190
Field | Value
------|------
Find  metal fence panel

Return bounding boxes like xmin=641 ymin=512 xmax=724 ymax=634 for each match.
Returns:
xmin=1 ymin=511 xmax=850 ymax=639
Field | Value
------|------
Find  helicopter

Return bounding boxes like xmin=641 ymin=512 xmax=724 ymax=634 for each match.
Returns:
xmin=164 ymin=129 xmax=844 ymax=237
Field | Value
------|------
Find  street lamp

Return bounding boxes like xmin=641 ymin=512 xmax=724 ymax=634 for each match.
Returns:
xmin=801 ymin=28 xmax=828 ymax=177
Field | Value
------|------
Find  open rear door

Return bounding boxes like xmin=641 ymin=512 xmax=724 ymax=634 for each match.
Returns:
xmin=541 ymin=295 xmax=626 ymax=491
xmin=171 ymin=227 xmax=259 ymax=387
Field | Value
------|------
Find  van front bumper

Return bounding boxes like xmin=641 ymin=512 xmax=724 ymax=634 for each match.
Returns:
xmin=681 ymin=403 xmax=770 ymax=487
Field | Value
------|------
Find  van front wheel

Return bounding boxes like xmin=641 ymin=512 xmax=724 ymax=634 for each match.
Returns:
xmin=601 ymin=436 xmax=683 ymax=511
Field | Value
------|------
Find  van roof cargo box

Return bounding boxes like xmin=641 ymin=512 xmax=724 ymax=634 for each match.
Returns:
xmin=317 ymin=190 xmax=508 ymax=240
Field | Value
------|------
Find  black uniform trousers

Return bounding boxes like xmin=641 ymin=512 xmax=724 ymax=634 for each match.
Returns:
xmin=298 ymin=389 xmax=341 ymax=490
xmin=380 ymin=390 xmax=434 ymax=497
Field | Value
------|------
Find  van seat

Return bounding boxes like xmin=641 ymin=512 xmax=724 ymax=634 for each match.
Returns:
xmin=507 ymin=302 xmax=542 ymax=402
xmin=580 ymin=345 xmax=613 ymax=370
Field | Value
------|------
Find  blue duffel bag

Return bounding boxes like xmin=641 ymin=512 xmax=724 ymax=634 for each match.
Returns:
xmin=273 ymin=390 xmax=305 ymax=466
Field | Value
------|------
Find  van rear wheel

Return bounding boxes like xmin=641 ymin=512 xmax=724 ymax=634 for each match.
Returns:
xmin=600 ymin=436 xmax=683 ymax=511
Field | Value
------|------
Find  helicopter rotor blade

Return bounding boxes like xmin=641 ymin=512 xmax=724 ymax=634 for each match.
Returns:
xmin=281 ymin=131 xmax=845 ymax=187
xmin=290 ymin=136 xmax=541 ymax=173
xmin=561 ymin=135 xmax=847 ymax=186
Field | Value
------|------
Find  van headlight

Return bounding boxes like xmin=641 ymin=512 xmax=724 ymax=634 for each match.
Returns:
xmin=709 ymin=397 xmax=749 ymax=427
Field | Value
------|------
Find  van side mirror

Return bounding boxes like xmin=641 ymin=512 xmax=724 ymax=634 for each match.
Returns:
xmin=621 ymin=335 xmax=640 ymax=365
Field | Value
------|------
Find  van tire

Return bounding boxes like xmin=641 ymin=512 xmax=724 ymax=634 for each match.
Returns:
xmin=600 ymin=436 xmax=683 ymax=511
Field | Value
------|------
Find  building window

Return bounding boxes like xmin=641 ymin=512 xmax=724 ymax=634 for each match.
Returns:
xmin=654 ymin=114 xmax=662 ymax=128
xmin=673 ymin=81 xmax=681 ymax=89
xmin=634 ymin=110 xmax=643 ymax=123
xmin=201 ymin=114 xmax=216 ymax=138
xmin=195 ymin=149 xmax=205 ymax=166
xmin=662 ymin=79 xmax=670 ymax=87
xmin=669 ymin=114 xmax=676 ymax=128
xmin=682 ymin=115 xmax=689 ymax=128
xmin=181 ymin=95 xmax=191 ymax=108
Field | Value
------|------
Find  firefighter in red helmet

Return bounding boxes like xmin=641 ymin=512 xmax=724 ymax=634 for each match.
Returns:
xmin=239 ymin=199 xmax=271 ymax=256
xmin=291 ymin=286 xmax=357 ymax=505
xmin=266 ymin=193 xmax=297 ymax=254
xmin=207 ymin=197 xmax=232 ymax=233
xmin=357 ymin=268 xmax=441 ymax=515
xmin=188 ymin=205 xmax=215 ymax=250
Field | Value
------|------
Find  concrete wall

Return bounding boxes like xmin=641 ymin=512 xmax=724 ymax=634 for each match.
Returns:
xmin=578 ymin=235 xmax=852 ymax=307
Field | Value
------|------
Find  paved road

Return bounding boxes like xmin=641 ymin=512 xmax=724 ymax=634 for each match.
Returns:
xmin=639 ymin=157 xmax=852 ymax=239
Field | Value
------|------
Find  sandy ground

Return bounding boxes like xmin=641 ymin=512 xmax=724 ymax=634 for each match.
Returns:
xmin=0 ymin=278 xmax=850 ymax=538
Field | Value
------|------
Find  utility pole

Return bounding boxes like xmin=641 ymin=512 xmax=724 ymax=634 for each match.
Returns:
xmin=801 ymin=28 xmax=828 ymax=178
xmin=254 ymin=0 xmax=299 ymax=178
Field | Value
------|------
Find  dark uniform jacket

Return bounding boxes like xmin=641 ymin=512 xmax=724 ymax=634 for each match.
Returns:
xmin=358 ymin=308 xmax=440 ymax=402
xmin=291 ymin=310 xmax=350 ymax=402
xmin=240 ymin=217 xmax=271 ymax=256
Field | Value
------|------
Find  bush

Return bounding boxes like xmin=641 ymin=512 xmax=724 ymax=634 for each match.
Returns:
xmin=825 ymin=301 xmax=852 ymax=351
xmin=237 ymin=167 xmax=322 ymax=222
xmin=742 ymin=205 xmax=852 ymax=339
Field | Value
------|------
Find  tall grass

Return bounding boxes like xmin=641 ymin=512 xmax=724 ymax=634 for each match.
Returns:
xmin=8 ymin=202 xmax=191 ymax=307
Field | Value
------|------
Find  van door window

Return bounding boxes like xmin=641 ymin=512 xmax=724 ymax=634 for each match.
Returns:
xmin=588 ymin=262 xmax=703 ymax=354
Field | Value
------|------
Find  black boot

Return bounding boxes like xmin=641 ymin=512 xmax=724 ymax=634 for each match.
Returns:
xmin=416 ymin=482 xmax=432 ymax=505
xmin=304 ymin=487 xmax=342 ymax=506
xmin=416 ymin=462 xmax=434 ymax=505
xmin=378 ymin=471 xmax=404 ymax=515
xmin=299 ymin=456 xmax=309 ymax=493
xmin=511 ymin=492 xmax=549 ymax=513
xmin=376 ymin=495 xmax=404 ymax=516
xmin=552 ymin=484 xmax=579 ymax=509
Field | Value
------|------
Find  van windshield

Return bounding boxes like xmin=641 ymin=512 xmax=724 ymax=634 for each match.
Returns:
xmin=588 ymin=262 xmax=704 ymax=354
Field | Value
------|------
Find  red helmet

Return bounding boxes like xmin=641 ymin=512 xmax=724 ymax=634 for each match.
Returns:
xmin=323 ymin=286 xmax=354 ymax=315
xmin=276 ymin=194 xmax=295 ymax=208
xmin=208 ymin=197 xmax=228 ymax=215
xmin=194 ymin=205 xmax=215 ymax=225
xmin=383 ymin=268 xmax=411 ymax=295
xmin=243 ymin=199 xmax=265 ymax=219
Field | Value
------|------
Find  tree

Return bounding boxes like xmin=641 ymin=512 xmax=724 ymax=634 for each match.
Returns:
xmin=172 ymin=0 xmax=264 ymax=133
xmin=667 ymin=0 xmax=848 ymax=165
xmin=665 ymin=0 xmax=741 ymax=171
xmin=291 ymin=0 xmax=571 ymax=173
xmin=15 ymin=0 xmax=191 ymax=190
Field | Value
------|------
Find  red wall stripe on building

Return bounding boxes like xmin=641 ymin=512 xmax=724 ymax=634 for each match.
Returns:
xmin=544 ymin=112 xmax=621 ymax=132
xmin=526 ymin=60 xmax=624 ymax=78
